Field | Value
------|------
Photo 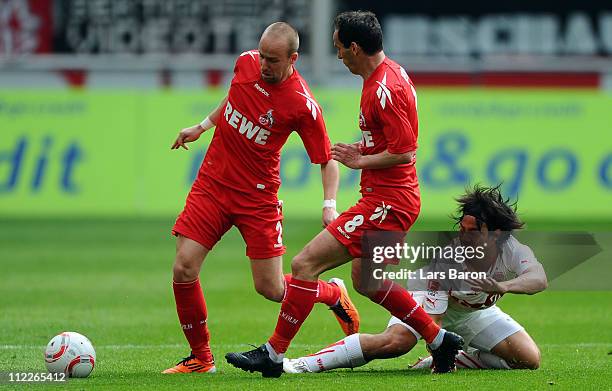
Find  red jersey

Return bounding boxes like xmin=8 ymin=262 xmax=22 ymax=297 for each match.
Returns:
xmin=200 ymin=50 xmax=331 ymax=195
xmin=358 ymin=57 xmax=420 ymax=212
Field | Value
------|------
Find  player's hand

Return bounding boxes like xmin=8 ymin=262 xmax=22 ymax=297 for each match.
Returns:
xmin=468 ymin=277 xmax=507 ymax=294
xmin=332 ymin=143 xmax=363 ymax=169
xmin=322 ymin=207 xmax=339 ymax=227
xmin=171 ymin=124 xmax=204 ymax=150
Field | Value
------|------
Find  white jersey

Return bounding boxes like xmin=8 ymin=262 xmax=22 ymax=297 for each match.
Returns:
xmin=413 ymin=235 xmax=540 ymax=314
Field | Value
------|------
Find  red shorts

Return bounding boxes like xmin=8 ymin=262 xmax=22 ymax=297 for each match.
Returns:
xmin=172 ymin=175 xmax=285 ymax=259
xmin=326 ymin=194 xmax=418 ymax=259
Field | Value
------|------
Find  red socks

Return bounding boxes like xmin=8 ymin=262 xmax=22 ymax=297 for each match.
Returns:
xmin=269 ymin=277 xmax=318 ymax=354
xmin=318 ymin=279 xmax=341 ymax=306
xmin=172 ymin=276 xmax=339 ymax=361
xmin=173 ymin=279 xmax=213 ymax=362
xmin=372 ymin=279 xmax=440 ymax=343
xmin=283 ymin=274 xmax=340 ymax=306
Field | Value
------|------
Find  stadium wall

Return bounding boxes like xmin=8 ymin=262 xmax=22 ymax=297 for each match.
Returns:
xmin=1 ymin=88 xmax=611 ymax=221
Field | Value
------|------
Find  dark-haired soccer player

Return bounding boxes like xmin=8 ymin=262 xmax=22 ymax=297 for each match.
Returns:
xmin=163 ymin=22 xmax=360 ymax=374
xmin=226 ymin=11 xmax=463 ymax=377
xmin=283 ymin=185 xmax=547 ymax=373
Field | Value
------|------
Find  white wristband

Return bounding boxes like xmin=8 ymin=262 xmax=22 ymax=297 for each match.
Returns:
xmin=199 ymin=116 xmax=215 ymax=131
xmin=323 ymin=199 xmax=336 ymax=209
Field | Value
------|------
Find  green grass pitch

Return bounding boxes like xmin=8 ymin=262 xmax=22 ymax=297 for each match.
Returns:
xmin=1 ymin=218 xmax=611 ymax=390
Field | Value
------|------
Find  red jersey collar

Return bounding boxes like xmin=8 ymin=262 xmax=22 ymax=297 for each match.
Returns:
xmin=364 ymin=56 xmax=388 ymax=85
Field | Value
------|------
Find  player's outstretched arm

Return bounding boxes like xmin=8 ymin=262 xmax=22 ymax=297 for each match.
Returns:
xmin=331 ymin=142 xmax=415 ymax=170
xmin=470 ymin=264 xmax=548 ymax=295
xmin=320 ymin=160 xmax=339 ymax=226
xmin=500 ymin=264 xmax=548 ymax=295
xmin=171 ymin=95 xmax=228 ymax=150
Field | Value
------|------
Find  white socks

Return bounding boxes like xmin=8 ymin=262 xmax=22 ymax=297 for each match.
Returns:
xmin=427 ymin=329 xmax=446 ymax=350
xmin=265 ymin=342 xmax=284 ymax=363
xmin=299 ymin=333 xmax=366 ymax=372
xmin=455 ymin=349 xmax=511 ymax=369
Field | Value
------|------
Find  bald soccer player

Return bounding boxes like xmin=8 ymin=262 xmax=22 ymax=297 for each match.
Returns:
xmin=163 ymin=22 xmax=360 ymax=374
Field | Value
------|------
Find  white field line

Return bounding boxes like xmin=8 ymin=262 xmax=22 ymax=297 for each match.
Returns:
xmin=1 ymin=342 xmax=610 ymax=350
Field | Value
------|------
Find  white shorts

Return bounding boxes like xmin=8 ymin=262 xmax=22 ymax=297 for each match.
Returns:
xmin=387 ymin=305 xmax=524 ymax=352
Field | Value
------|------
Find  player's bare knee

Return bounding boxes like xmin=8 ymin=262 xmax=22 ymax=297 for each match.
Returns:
xmin=291 ymin=251 xmax=318 ymax=279
xmin=518 ymin=346 xmax=541 ymax=369
xmin=173 ymin=262 xmax=193 ymax=282
xmin=173 ymin=252 xmax=199 ymax=282
xmin=507 ymin=344 xmax=541 ymax=369
xmin=254 ymin=282 xmax=284 ymax=302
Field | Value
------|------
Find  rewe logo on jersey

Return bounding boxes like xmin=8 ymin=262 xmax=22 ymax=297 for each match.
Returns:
xmin=224 ymin=101 xmax=271 ymax=145
xmin=361 ymin=130 xmax=374 ymax=147
xmin=296 ymin=81 xmax=320 ymax=120
xmin=375 ymin=73 xmax=393 ymax=109
xmin=359 ymin=110 xmax=374 ymax=147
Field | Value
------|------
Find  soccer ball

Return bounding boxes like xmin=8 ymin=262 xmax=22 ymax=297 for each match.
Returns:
xmin=44 ymin=332 xmax=96 ymax=378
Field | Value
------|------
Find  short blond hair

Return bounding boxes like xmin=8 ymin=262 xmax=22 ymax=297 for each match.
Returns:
xmin=262 ymin=22 xmax=299 ymax=56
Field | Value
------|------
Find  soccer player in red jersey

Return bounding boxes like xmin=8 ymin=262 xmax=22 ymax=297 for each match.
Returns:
xmin=226 ymin=11 xmax=464 ymax=377
xmin=283 ymin=186 xmax=547 ymax=374
xmin=163 ymin=22 xmax=360 ymax=374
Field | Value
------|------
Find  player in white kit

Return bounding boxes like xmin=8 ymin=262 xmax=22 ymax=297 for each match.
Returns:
xmin=283 ymin=185 xmax=548 ymax=373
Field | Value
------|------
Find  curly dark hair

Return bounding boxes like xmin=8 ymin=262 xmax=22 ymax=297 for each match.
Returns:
xmin=453 ymin=184 xmax=524 ymax=240
xmin=334 ymin=10 xmax=383 ymax=55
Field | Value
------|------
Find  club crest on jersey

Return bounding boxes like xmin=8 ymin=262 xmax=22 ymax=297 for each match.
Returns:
xmin=370 ymin=202 xmax=392 ymax=224
xmin=259 ymin=109 xmax=275 ymax=127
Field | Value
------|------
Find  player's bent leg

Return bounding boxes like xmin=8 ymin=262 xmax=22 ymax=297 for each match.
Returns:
xmin=250 ymin=255 xmax=358 ymax=334
xmin=457 ymin=308 xmax=538 ymax=370
xmin=444 ymin=330 xmax=540 ymax=370
xmin=417 ymin=309 xmax=538 ymax=371
xmin=284 ymin=325 xmax=416 ymax=373
xmin=350 ymin=257 xmax=383 ymax=298
xmin=291 ymin=229 xmax=353 ymax=281
xmin=250 ymin=256 xmax=285 ymax=302
xmin=361 ymin=324 xmax=417 ymax=360
xmin=164 ymin=235 xmax=216 ymax=374
xmin=226 ymin=230 xmax=353 ymax=377
xmin=352 ymin=260 xmax=463 ymax=373
xmin=292 ymin=230 xmax=360 ymax=335
xmin=491 ymin=330 xmax=541 ymax=369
